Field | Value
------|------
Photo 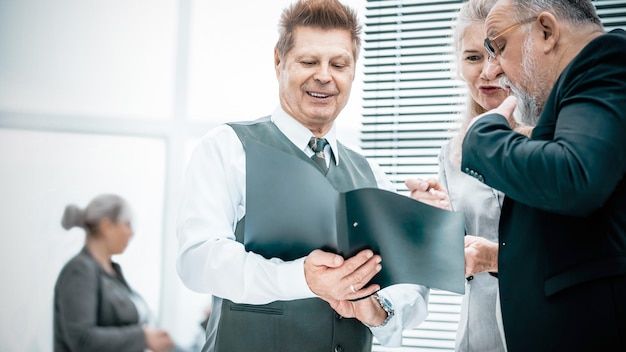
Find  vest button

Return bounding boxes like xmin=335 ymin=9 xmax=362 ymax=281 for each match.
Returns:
xmin=335 ymin=313 xmax=342 ymax=320
xmin=334 ymin=345 xmax=344 ymax=352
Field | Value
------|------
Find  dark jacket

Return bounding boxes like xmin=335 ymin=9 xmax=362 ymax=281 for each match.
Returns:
xmin=54 ymin=247 xmax=146 ymax=352
xmin=461 ymin=29 xmax=626 ymax=351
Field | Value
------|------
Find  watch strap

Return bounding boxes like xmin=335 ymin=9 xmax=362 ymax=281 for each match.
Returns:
xmin=364 ymin=293 xmax=394 ymax=328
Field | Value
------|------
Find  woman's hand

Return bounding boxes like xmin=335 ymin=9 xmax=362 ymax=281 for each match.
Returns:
xmin=405 ymin=178 xmax=451 ymax=210
xmin=143 ymin=326 xmax=174 ymax=352
xmin=464 ymin=235 xmax=499 ymax=277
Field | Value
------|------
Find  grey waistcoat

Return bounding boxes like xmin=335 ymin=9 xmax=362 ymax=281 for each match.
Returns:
xmin=202 ymin=116 xmax=377 ymax=352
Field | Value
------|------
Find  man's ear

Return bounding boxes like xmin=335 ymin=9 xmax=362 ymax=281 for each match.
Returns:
xmin=274 ymin=48 xmax=282 ymax=77
xmin=536 ymin=12 xmax=559 ymax=54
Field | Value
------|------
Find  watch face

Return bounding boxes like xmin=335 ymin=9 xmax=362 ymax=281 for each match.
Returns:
xmin=377 ymin=294 xmax=394 ymax=316
xmin=383 ymin=298 xmax=393 ymax=314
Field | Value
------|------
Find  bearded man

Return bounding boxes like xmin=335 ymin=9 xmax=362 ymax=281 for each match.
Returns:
xmin=460 ymin=0 xmax=626 ymax=351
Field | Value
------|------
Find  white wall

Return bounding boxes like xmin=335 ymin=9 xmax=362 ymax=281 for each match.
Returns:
xmin=0 ymin=0 xmax=365 ymax=350
xmin=0 ymin=130 xmax=167 ymax=351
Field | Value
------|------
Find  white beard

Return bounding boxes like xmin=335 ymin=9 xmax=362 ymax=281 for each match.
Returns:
xmin=500 ymin=34 xmax=545 ymax=127
xmin=502 ymin=76 xmax=540 ymax=127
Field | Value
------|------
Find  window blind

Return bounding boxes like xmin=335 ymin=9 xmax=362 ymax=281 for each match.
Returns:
xmin=361 ymin=1 xmax=626 ymax=351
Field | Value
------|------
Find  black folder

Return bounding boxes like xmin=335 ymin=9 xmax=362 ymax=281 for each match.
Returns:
xmin=244 ymin=139 xmax=466 ymax=294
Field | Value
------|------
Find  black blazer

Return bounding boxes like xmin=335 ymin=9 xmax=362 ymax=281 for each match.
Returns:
xmin=461 ymin=29 xmax=626 ymax=351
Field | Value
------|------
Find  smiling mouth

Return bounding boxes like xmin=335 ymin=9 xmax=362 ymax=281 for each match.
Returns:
xmin=307 ymin=91 xmax=331 ymax=99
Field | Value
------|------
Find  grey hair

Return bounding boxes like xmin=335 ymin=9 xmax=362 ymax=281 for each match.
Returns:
xmin=510 ymin=0 xmax=601 ymax=27
xmin=452 ymin=0 xmax=500 ymax=115
xmin=449 ymin=0 xmax=500 ymax=164
xmin=453 ymin=0 xmax=499 ymax=55
xmin=61 ymin=194 xmax=132 ymax=233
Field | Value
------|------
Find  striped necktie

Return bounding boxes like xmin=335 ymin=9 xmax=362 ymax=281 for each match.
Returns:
xmin=308 ymin=137 xmax=329 ymax=175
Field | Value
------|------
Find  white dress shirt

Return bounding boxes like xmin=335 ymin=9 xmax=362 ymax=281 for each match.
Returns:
xmin=176 ymin=106 xmax=428 ymax=346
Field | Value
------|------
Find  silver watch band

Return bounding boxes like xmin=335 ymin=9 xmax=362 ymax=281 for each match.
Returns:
xmin=364 ymin=293 xmax=395 ymax=328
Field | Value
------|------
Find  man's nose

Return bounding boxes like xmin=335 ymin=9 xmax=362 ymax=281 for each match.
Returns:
xmin=314 ymin=64 xmax=332 ymax=83
xmin=484 ymin=57 xmax=503 ymax=81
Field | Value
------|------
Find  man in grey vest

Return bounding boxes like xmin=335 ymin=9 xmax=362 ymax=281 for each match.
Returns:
xmin=176 ymin=1 xmax=429 ymax=351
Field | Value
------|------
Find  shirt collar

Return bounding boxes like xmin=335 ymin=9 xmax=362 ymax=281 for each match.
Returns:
xmin=270 ymin=106 xmax=340 ymax=166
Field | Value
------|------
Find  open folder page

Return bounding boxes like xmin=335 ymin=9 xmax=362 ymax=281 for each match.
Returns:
xmin=244 ymin=139 xmax=466 ymax=294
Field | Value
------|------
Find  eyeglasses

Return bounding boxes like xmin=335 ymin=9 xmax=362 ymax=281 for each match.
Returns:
xmin=484 ymin=17 xmax=536 ymax=60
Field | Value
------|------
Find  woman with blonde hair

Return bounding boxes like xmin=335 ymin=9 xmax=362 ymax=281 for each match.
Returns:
xmin=409 ymin=0 xmax=533 ymax=350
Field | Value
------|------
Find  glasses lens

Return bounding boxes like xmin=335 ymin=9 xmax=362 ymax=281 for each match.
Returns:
xmin=484 ymin=38 xmax=496 ymax=59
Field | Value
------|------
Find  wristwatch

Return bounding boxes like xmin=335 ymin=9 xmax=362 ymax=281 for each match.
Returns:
xmin=366 ymin=293 xmax=395 ymax=328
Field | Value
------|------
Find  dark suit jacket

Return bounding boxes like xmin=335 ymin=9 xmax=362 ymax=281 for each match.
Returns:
xmin=54 ymin=247 xmax=146 ymax=352
xmin=461 ymin=29 xmax=626 ymax=351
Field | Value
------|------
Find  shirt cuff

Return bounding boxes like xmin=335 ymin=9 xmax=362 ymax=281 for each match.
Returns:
xmin=275 ymin=257 xmax=316 ymax=300
xmin=368 ymin=291 xmax=401 ymax=344
xmin=371 ymin=285 xmax=429 ymax=346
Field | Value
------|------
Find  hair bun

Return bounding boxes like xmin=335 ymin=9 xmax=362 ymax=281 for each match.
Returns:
xmin=61 ymin=204 xmax=86 ymax=230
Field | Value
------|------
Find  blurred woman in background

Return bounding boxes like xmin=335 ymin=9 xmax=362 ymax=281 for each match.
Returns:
xmin=54 ymin=194 xmax=174 ymax=352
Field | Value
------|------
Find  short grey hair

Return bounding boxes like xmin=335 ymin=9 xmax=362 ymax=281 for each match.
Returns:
xmin=510 ymin=0 xmax=601 ymax=27
xmin=61 ymin=194 xmax=132 ymax=233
